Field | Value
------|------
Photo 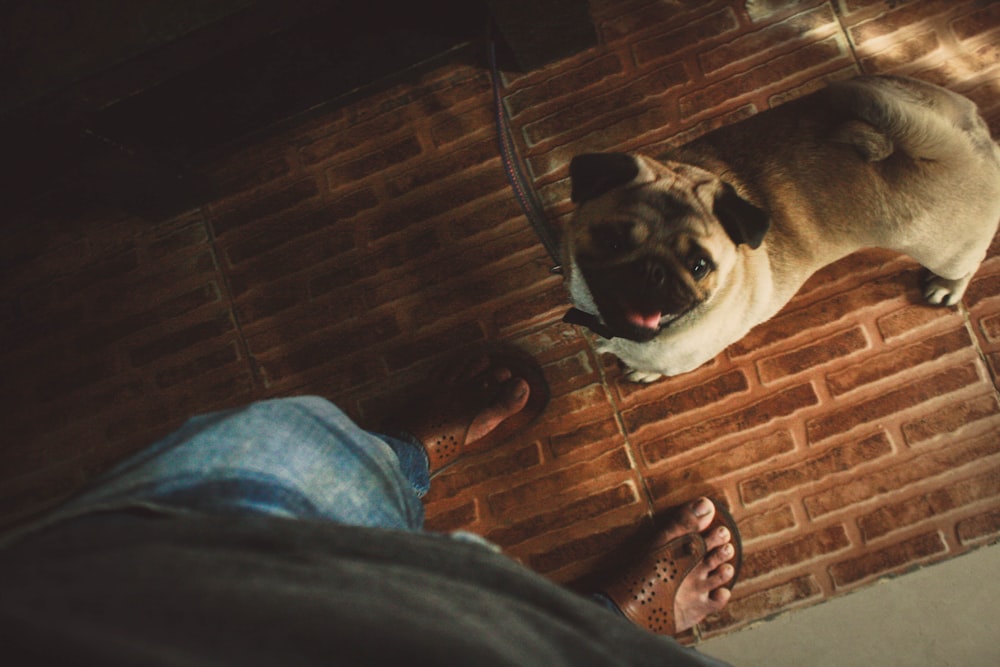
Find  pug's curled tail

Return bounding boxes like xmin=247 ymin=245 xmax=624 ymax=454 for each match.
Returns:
xmin=828 ymin=75 xmax=997 ymax=164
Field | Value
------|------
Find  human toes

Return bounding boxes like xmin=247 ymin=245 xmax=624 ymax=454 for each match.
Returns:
xmin=465 ymin=377 xmax=530 ymax=444
xmin=659 ymin=497 xmax=717 ymax=543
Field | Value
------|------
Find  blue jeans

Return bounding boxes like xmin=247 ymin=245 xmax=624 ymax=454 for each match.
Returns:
xmin=42 ymin=395 xmax=621 ymax=612
xmin=48 ymin=397 xmax=433 ymax=531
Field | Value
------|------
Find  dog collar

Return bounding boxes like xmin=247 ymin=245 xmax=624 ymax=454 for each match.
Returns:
xmin=562 ymin=307 xmax=617 ymax=339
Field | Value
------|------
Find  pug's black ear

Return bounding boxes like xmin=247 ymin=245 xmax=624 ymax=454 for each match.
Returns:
xmin=570 ymin=153 xmax=642 ymax=203
xmin=714 ymin=182 xmax=769 ymax=249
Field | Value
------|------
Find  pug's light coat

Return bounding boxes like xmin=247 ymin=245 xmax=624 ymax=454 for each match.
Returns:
xmin=563 ymin=75 xmax=1000 ymax=382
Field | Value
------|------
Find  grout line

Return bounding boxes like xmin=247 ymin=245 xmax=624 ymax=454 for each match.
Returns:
xmin=587 ymin=336 xmax=658 ymax=519
xmin=199 ymin=206 xmax=266 ymax=398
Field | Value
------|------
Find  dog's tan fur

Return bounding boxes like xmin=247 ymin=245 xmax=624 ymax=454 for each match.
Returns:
xmin=563 ymin=75 xmax=1000 ymax=382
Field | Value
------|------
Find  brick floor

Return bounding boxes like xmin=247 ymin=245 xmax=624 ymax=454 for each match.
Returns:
xmin=2 ymin=0 xmax=999 ymax=642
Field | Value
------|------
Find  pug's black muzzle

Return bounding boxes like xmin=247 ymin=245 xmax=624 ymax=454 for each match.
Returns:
xmin=572 ymin=256 xmax=698 ymax=342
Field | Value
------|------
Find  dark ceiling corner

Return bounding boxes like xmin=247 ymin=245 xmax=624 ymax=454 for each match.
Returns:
xmin=1 ymin=0 xmax=597 ymax=221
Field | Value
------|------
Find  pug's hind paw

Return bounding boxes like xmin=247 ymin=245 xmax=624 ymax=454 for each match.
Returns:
xmin=624 ymin=368 xmax=664 ymax=383
xmin=923 ymin=271 xmax=972 ymax=307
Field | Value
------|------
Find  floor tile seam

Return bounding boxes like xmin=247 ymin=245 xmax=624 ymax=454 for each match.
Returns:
xmin=585 ymin=335 xmax=659 ymax=519
xmin=958 ymin=300 xmax=1000 ymax=396
xmin=200 ymin=207 xmax=265 ymax=398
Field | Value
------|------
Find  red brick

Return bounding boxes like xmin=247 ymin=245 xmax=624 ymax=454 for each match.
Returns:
xmin=600 ymin=1 xmax=727 ymax=42
xmin=950 ymin=3 xmax=1000 ymax=42
xmin=494 ymin=286 xmax=568 ymax=335
xmin=966 ymin=269 xmax=1000 ymax=310
xmin=679 ymin=36 xmax=849 ymax=118
xmin=740 ymin=504 xmax=797 ymax=542
xmin=369 ymin=168 xmax=509 ymax=240
xmin=701 ymin=575 xmax=821 ymax=635
xmin=804 ymin=429 xmax=1000 ymax=518
xmin=485 ymin=483 xmax=640 ymax=547
xmin=527 ymin=522 xmax=636 ymax=576
xmin=957 ymin=508 xmax=1000 ymax=544
xmin=807 ymin=363 xmax=981 ymax=444
xmin=540 ymin=349 xmax=602 ymax=396
xmin=33 ymin=357 xmax=119 ymax=402
xmin=548 ymin=417 xmax=625 ymax=458
xmin=641 ymin=384 xmax=818 ymax=463
xmin=740 ymin=432 xmax=893 ymax=505
xmin=827 ymin=327 xmax=973 ymax=397
xmin=105 ymin=370 xmax=255 ymax=442
xmin=430 ymin=105 xmax=494 ymax=147
xmin=858 ymin=464 xmax=1000 ymax=541
xmin=383 ymin=321 xmax=486 ymax=372
xmin=622 ymin=369 xmax=749 ymax=434
xmin=428 ymin=444 xmax=543 ymax=502
xmin=525 ymin=106 xmax=673 ymax=180
xmin=730 ymin=271 xmax=911 ymax=358
xmin=146 ymin=222 xmax=209 ymax=261
xmin=223 ymin=198 xmax=368 ymax=268
xmin=983 ymin=313 xmax=1000 ymax=344
xmin=757 ymin=327 xmax=868 ymax=384
xmin=445 ymin=194 xmax=523 ymax=241
xmin=541 ymin=383 xmax=613 ymax=422
xmin=406 ymin=256 xmax=556 ymax=330
xmin=649 ymin=429 xmax=796 ymax=499
xmin=129 ymin=312 xmax=236 ymax=367
xmin=902 ymin=393 xmax=1000 ymax=446
xmin=860 ymin=30 xmax=940 ymax=72
xmin=876 ymin=303 xmax=960 ymax=342
xmin=385 ymin=140 xmax=498 ymax=199
xmin=701 ymin=4 xmax=838 ymax=73
xmin=839 ymin=0 xmax=887 ymax=14
xmin=633 ymin=8 xmax=740 ymax=67
xmin=252 ymin=315 xmax=400 ymax=382
xmin=509 ymin=322 xmax=588 ymax=366
xmin=523 ymin=62 xmax=689 ymax=147
xmin=741 ymin=525 xmax=851 ymax=581
xmin=206 ymin=153 xmax=292 ymax=201
xmin=326 ymin=134 xmax=425 ymax=187
xmin=78 ymin=282 xmax=222 ymax=351
xmin=829 ymin=532 xmax=947 ymax=588
xmin=744 ymin=0 xmax=827 ymax=23
xmin=56 ymin=250 xmax=140 ymax=300
xmin=505 ymin=53 xmax=626 ymax=118
xmin=210 ymin=178 xmax=321 ymax=237
xmin=487 ymin=448 xmax=633 ymax=515
xmin=848 ymin=0 xmax=954 ymax=46
xmin=424 ymin=500 xmax=478 ymax=533
xmin=154 ymin=344 xmax=242 ymax=389
xmin=298 ymin=110 xmax=411 ymax=165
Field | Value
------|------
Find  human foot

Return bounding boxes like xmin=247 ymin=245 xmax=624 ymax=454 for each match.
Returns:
xmin=602 ymin=497 xmax=741 ymax=635
xmin=393 ymin=346 xmax=549 ymax=474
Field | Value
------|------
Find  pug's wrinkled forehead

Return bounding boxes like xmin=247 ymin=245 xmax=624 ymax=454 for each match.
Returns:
xmin=574 ymin=159 xmax=721 ymax=243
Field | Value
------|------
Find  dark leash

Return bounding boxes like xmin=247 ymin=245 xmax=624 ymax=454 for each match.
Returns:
xmin=488 ymin=38 xmax=616 ymax=340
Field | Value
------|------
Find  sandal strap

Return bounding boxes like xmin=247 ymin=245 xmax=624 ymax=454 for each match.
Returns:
xmin=602 ymin=532 xmax=706 ymax=636
xmin=423 ymin=418 xmax=469 ymax=472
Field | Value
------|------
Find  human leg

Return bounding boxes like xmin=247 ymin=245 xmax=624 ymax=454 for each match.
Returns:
xmin=47 ymin=348 xmax=548 ymax=534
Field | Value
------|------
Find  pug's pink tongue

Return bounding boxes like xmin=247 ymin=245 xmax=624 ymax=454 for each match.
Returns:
xmin=624 ymin=307 xmax=661 ymax=329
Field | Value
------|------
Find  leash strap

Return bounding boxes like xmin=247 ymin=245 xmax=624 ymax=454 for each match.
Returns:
xmin=489 ymin=38 xmax=562 ymax=272
xmin=488 ymin=36 xmax=615 ymax=339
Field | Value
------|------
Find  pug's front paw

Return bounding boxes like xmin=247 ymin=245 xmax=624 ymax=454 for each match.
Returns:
xmin=923 ymin=271 xmax=972 ymax=307
xmin=624 ymin=368 xmax=664 ymax=383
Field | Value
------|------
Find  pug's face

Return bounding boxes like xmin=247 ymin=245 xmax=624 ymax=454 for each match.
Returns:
xmin=566 ymin=154 xmax=769 ymax=342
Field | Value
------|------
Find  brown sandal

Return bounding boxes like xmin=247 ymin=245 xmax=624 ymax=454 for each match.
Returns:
xmin=392 ymin=345 xmax=550 ymax=474
xmin=603 ymin=500 xmax=742 ymax=635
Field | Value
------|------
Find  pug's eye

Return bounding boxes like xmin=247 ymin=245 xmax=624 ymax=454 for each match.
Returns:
xmin=689 ymin=256 xmax=713 ymax=280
